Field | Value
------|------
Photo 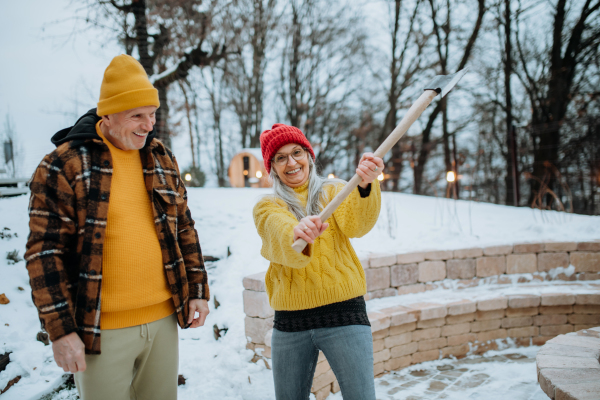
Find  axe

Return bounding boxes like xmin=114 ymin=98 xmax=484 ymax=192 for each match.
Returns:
xmin=292 ymin=69 xmax=468 ymax=253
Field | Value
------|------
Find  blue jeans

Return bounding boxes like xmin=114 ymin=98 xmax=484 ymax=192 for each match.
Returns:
xmin=271 ymin=325 xmax=376 ymax=400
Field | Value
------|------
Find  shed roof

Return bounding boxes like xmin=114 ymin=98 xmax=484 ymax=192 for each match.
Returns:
xmin=236 ymin=148 xmax=263 ymax=162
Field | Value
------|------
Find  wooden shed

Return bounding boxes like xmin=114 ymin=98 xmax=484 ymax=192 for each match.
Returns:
xmin=228 ymin=148 xmax=271 ymax=188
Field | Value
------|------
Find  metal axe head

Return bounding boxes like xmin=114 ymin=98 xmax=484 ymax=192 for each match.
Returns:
xmin=424 ymin=68 xmax=468 ymax=98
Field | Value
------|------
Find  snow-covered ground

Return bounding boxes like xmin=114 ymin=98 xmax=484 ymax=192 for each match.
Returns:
xmin=1 ymin=189 xmax=600 ymax=399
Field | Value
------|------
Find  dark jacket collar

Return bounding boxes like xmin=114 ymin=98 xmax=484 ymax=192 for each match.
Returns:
xmin=51 ymin=108 xmax=157 ymax=149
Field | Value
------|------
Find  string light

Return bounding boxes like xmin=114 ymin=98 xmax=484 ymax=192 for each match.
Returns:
xmin=377 ymin=173 xmax=384 ymax=181
xmin=256 ymin=171 xmax=263 ymax=178
xmin=185 ymin=173 xmax=192 ymax=182
xmin=328 ymin=173 xmax=335 ymax=179
xmin=446 ymin=171 xmax=456 ymax=182
xmin=243 ymin=170 xmax=248 ymax=176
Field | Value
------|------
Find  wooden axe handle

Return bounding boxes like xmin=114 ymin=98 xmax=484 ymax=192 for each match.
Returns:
xmin=291 ymin=89 xmax=439 ymax=253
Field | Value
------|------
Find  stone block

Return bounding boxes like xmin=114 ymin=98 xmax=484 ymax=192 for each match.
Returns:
xmin=441 ymin=323 xmax=471 ymax=337
xmin=397 ymin=284 xmax=426 ymax=295
xmin=556 ymin=382 xmax=600 ymax=400
xmin=366 ymin=267 xmax=390 ymax=291
xmin=384 ymin=355 xmax=411 ymax=371
xmin=574 ymin=305 xmax=600 ymax=314
xmin=370 ymin=253 xmax=397 ymax=268
xmin=417 ymin=318 xmax=445 ymax=329
xmin=477 ymin=329 xmax=507 ymax=342
xmin=374 ymin=362 xmax=385 ymax=376
xmin=368 ymin=311 xmax=391 ymax=333
xmin=477 ymin=297 xmax=508 ymax=311
xmin=534 ymin=314 xmax=568 ymax=326
xmin=391 ymin=263 xmax=418 ymax=286
xmin=365 ymin=288 xmax=397 ymax=300
xmin=243 ymin=290 xmax=274 ymax=318
xmin=389 ymin=322 xmax=417 ymax=336
xmin=447 ymin=333 xmax=477 ymax=346
xmin=507 ymin=294 xmax=540 ymax=308
xmin=423 ymin=250 xmax=453 ymax=261
xmin=314 ymin=359 xmax=331 ymax=377
xmin=532 ymin=336 xmax=554 ymax=346
xmin=245 ymin=316 xmax=274 ymax=344
xmin=397 ymin=252 xmax=425 ymax=264
xmin=541 ymin=293 xmax=576 ymax=306
xmin=538 ymin=252 xmax=569 ymax=272
xmin=471 ymin=319 xmax=502 ymax=333
xmin=453 ymin=248 xmax=483 ymax=259
xmin=441 ymin=344 xmax=470 ymax=358
xmin=538 ymin=368 xmax=600 ymax=400
xmin=418 ymin=261 xmax=446 ymax=282
xmin=502 ymin=317 xmax=533 ymax=328
xmin=264 ymin=329 xmax=273 ymax=347
xmin=577 ymin=272 xmax=600 ymax=280
xmin=358 ymin=256 xmax=369 ymax=269
xmin=483 ymin=245 xmax=513 ymax=256
xmin=577 ymin=241 xmax=600 ymax=251
xmin=372 ymin=328 xmax=389 ymax=341
xmin=476 ymin=256 xmax=506 ymax=277
xmin=536 ymin=355 xmax=600 ymax=370
xmin=380 ymin=305 xmax=419 ymax=327
xmin=568 ymin=314 xmax=600 ymax=325
xmin=411 ymin=350 xmax=439 ymax=364
xmin=418 ymin=337 xmax=447 ymax=351
xmin=540 ymin=305 xmax=573 ymax=315
xmin=314 ymin=385 xmax=331 ymax=400
xmin=507 ymin=326 xmax=538 ymax=337
xmin=446 ymin=259 xmax=476 ymax=279
xmin=506 ymin=307 xmax=539 ymax=317
xmin=574 ymin=324 xmax=597 ymax=331
xmin=390 ymin=342 xmax=418 ymax=358
xmin=506 ymin=254 xmax=537 ymax=274
xmin=538 ymin=343 xmax=600 ymax=359
xmin=447 ymin=312 xmax=476 ymax=325
xmin=540 ymin=325 xmax=574 ymax=336
xmin=384 ymin=332 xmax=412 ymax=348
xmin=476 ymin=309 xmax=505 ymax=320
xmin=373 ymin=349 xmax=391 ymax=364
xmin=311 ymin=369 xmax=335 ymax=392
xmin=373 ymin=339 xmax=385 ymax=352
xmin=243 ymin=271 xmax=267 ymax=292
xmin=544 ymin=242 xmax=577 ymax=252
xmin=412 ymin=327 xmax=441 ymax=341
xmin=407 ymin=302 xmax=447 ymax=320
xmin=576 ymin=294 xmax=600 ymax=305
xmin=546 ymin=334 xmax=600 ymax=349
xmin=513 ymin=243 xmax=544 ymax=253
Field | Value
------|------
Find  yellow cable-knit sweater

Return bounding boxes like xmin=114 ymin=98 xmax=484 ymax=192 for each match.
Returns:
xmin=253 ymin=179 xmax=381 ymax=311
xmin=97 ymin=122 xmax=174 ymax=329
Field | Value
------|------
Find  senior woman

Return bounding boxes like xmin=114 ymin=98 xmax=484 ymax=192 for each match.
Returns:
xmin=253 ymin=123 xmax=383 ymax=400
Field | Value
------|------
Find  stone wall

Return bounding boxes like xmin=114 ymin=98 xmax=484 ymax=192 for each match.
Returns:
xmin=242 ymin=241 xmax=600 ymax=399
xmin=536 ymin=326 xmax=600 ymax=399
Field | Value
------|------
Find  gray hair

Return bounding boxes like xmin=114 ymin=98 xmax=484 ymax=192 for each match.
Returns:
xmin=268 ymin=156 xmax=343 ymax=221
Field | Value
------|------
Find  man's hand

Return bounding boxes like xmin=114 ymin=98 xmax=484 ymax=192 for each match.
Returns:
xmin=52 ymin=332 xmax=86 ymax=373
xmin=187 ymin=299 xmax=210 ymax=328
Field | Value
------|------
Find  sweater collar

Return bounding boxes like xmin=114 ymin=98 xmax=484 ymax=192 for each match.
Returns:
xmin=292 ymin=180 xmax=310 ymax=193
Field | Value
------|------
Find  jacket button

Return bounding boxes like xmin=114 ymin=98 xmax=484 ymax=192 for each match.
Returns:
xmin=103 ymin=160 xmax=110 ymax=167
xmin=89 ymin=270 xmax=96 ymax=276
xmin=86 ymin=306 xmax=92 ymax=313
xmin=101 ymin=194 xmax=108 ymax=201
xmin=95 ymin=233 xmax=101 ymax=239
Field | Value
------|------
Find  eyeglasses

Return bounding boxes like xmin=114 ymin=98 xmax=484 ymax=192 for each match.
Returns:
xmin=272 ymin=147 xmax=308 ymax=166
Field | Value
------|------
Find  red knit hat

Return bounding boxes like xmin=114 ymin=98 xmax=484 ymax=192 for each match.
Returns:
xmin=260 ymin=124 xmax=315 ymax=174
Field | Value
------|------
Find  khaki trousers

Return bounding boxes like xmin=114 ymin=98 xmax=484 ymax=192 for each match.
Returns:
xmin=74 ymin=313 xmax=178 ymax=400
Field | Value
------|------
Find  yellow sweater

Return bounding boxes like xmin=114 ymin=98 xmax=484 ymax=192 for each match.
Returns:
xmin=97 ymin=122 xmax=174 ymax=329
xmin=253 ymin=180 xmax=381 ymax=311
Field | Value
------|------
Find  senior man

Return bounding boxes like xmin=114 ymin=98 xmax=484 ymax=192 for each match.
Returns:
xmin=25 ymin=54 xmax=209 ymax=400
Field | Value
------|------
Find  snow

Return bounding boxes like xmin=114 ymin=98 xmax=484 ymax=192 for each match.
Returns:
xmin=1 ymin=188 xmax=599 ymax=399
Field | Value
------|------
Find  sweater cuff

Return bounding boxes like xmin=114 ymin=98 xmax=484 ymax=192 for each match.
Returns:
xmin=357 ymin=183 xmax=372 ymax=198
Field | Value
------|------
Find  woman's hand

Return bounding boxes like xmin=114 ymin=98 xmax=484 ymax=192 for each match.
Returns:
xmin=293 ymin=215 xmax=329 ymax=244
xmin=356 ymin=152 xmax=384 ymax=189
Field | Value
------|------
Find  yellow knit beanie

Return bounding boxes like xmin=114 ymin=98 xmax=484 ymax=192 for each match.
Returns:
xmin=96 ymin=54 xmax=160 ymax=116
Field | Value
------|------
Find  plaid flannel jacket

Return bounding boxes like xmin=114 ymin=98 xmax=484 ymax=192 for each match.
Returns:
xmin=25 ymin=117 xmax=209 ymax=354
